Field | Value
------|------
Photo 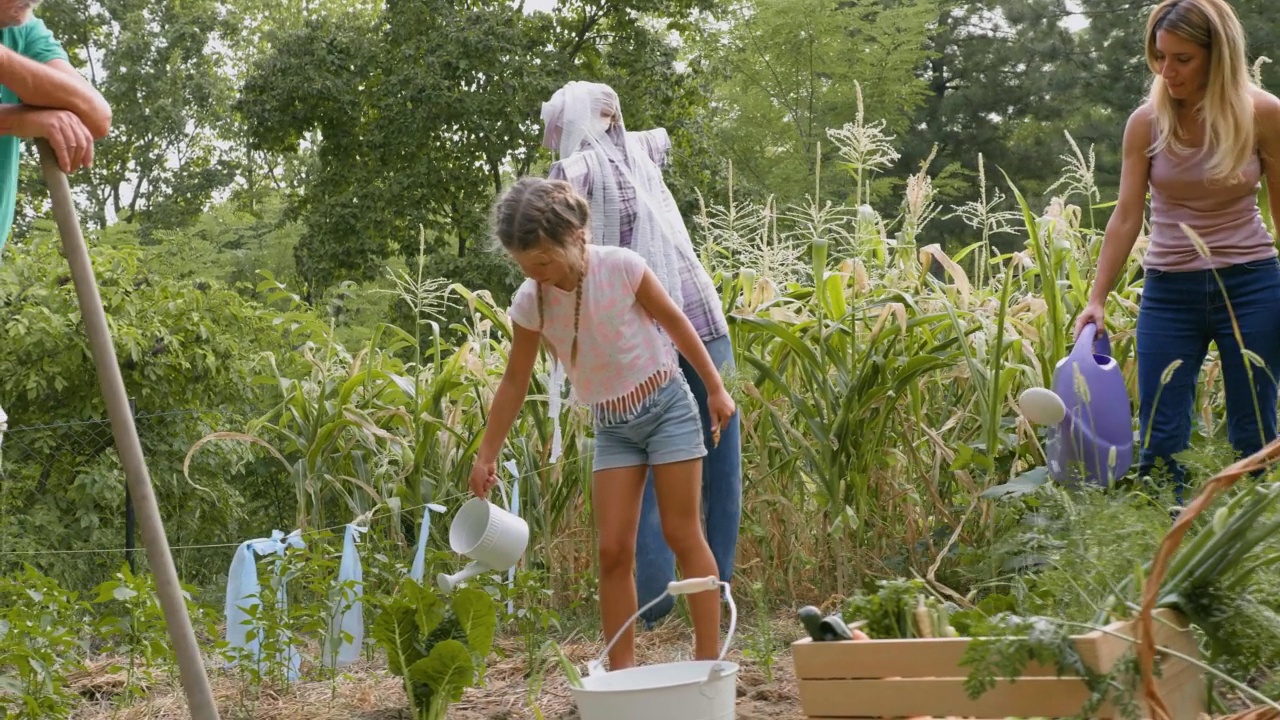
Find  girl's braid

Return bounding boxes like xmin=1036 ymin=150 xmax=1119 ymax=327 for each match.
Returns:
xmin=571 ymin=254 xmax=586 ymax=367
xmin=537 ymin=282 xmax=545 ymax=333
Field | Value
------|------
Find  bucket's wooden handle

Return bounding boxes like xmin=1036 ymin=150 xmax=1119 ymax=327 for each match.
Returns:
xmin=1136 ymin=436 xmax=1280 ymax=720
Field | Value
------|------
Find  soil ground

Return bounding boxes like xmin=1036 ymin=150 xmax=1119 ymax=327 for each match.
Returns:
xmin=70 ymin=613 xmax=807 ymax=719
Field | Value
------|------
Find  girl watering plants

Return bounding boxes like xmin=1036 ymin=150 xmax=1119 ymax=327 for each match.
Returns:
xmin=539 ymin=80 xmax=742 ymax=627
xmin=467 ymin=176 xmax=735 ymax=670
xmin=1075 ymin=0 xmax=1280 ymax=502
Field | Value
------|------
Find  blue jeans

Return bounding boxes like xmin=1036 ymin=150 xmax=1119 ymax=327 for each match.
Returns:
xmin=1136 ymin=257 xmax=1280 ymax=500
xmin=634 ymin=333 xmax=742 ymax=625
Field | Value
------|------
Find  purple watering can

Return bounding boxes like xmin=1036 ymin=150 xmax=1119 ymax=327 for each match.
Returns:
xmin=1046 ymin=323 xmax=1135 ymax=487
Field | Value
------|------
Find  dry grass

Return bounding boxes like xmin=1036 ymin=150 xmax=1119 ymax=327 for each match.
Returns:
xmin=60 ymin=609 xmax=1268 ymax=720
xmin=69 ymin=614 xmax=806 ymax=720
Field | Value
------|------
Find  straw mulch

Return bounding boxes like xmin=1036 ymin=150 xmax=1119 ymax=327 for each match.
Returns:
xmin=68 ymin=615 xmax=806 ymax=720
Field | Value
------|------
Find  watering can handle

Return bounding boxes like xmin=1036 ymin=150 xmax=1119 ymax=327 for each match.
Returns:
xmin=1075 ymin=322 xmax=1110 ymax=360
xmin=1094 ymin=326 xmax=1111 ymax=357
xmin=588 ymin=578 xmax=737 ymax=674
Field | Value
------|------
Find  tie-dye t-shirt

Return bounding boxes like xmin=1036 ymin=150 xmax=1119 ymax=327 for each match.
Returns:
xmin=507 ymin=244 xmax=679 ymax=422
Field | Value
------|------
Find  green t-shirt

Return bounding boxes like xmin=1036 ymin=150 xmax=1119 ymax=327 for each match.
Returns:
xmin=0 ymin=16 xmax=69 ymax=252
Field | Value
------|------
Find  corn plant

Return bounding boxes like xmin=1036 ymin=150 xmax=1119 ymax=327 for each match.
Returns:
xmin=734 ymin=228 xmax=967 ymax=593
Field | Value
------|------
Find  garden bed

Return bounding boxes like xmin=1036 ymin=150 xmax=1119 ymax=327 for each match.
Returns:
xmin=791 ymin=608 xmax=1204 ymax=719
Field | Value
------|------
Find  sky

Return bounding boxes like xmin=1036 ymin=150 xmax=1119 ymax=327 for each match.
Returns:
xmin=521 ymin=0 xmax=557 ymax=14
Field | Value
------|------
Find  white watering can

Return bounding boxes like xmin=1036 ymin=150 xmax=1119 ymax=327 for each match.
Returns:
xmin=436 ymin=497 xmax=529 ymax=593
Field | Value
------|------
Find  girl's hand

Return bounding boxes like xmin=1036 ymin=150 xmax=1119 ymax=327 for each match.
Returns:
xmin=1073 ymin=301 xmax=1106 ymax=340
xmin=707 ymin=389 xmax=736 ymax=447
xmin=469 ymin=459 xmax=498 ymax=499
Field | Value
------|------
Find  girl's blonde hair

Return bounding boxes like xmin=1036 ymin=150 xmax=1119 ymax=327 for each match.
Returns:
xmin=1144 ymin=0 xmax=1257 ymax=182
xmin=491 ymin=177 xmax=591 ymax=366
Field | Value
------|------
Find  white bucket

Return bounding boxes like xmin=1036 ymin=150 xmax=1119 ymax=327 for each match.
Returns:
xmin=436 ymin=498 xmax=529 ymax=593
xmin=573 ymin=660 xmax=737 ymax=720
xmin=570 ymin=577 xmax=739 ymax=720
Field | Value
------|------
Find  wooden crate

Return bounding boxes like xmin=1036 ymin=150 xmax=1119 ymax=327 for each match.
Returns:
xmin=791 ymin=609 xmax=1204 ymax=719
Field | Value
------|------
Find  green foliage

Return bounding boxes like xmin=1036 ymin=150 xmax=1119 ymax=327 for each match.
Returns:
xmin=90 ymin=563 xmax=214 ymax=698
xmin=499 ymin=568 xmax=563 ymax=673
xmin=961 ymin=613 xmax=1087 ymax=696
xmin=404 ymin=249 xmax=525 ymax=348
xmin=958 ymin=611 xmax=1144 ymax=720
xmin=1184 ymin=584 xmax=1280 ymax=681
xmin=236 ymin=0 xmax=717 ymax=298
xmin=235 ymin=2 xmax=549 ymax=294
xmin=41 ymin=0 xmax=241 ymax=235
xmin=842 ymin=577 xmax=958 ymax=639
xmin=371 ymin=580 xmax=495 ymax=720
xmin=703 ymin=0 xmax=937 ymax=203
xmin=0 ymin=566 xmax=89 ymax=719
xmin=116 ymin=190 xmax=305 ymax=295
xmin=0 ymin=230 xmax=309 ymax=591
xmin=0 ymin=228 xmax=291 ymax=418
xmin=91 ymin=564 xmax=169 ymax=672
xmin=978 ymin=483 xmax=1171 ymax=624
xmin=184 ymin=319 xmax=416 ymax=530
xmin=733 ymin=222 xmax=967 ymax=591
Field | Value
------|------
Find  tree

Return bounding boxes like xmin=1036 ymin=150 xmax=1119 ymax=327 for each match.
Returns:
xmin=238 ymin=0 xmax=718 ymax=301
xmin=39 ymin=0 xmax=240 ymax=235
xmin=885 ymin=0 xmax=1089 ymax=252
xmin=702 ymin=0 xmax=939 ymax=204
xmin=0 ymin=224 xmax=313 ymax=590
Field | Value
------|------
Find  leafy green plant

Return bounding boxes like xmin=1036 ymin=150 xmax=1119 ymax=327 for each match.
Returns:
xmin=90 ymin=564 xmax=180 ymax=699
xmin=959 ymin=613 xmax=1142 ymax=720
xmin=499 ymin=568 xmax=561 ymax=674
xmin=1113 ymin=479 xmax=1280 ymax=680
xmin=370 ymin=579 xmax=496 ymax=720
xmin=842 ymin=577 xmax=958 ymax=639
xmin=218 ymin=545 xmax=312 ymax=696
xmin=743 ymin=581 xmax=778 ymax=681
xmin=735 ymin=243 xmax=966 ymax=593
xmin=0 ymin=566 xmax=89 ymax=719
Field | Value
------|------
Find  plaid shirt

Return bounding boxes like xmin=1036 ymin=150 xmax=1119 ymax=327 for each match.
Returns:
xmin=548 ymin=128 xmax=728 ymax=343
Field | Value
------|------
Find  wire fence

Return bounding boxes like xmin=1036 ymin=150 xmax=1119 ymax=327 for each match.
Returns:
xmin=0 ymin=398 xmax=570 ymax=611
xmin=0 ymin=401 xmax=270 ymax=598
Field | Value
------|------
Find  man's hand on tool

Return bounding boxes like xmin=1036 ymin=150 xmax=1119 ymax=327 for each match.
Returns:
xmin=17 ymin=108 xmax=94 ymax=173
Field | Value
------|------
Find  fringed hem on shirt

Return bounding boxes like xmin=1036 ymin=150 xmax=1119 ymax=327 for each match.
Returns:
xmin=589 ymin=361 xmax=680 ymax=426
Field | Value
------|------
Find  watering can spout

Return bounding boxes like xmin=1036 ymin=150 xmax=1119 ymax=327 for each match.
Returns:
xmin=436 ymin=560 xmax=487 ymax=594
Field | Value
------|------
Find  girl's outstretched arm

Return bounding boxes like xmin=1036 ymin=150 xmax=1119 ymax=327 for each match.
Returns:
xmin=634 ymin=268 xmax=736 ymax=433
xmin=470 ymin=322 xmax=542 ymax=498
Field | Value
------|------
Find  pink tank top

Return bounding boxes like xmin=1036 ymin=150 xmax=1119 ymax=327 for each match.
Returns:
xmin=1144 ymin=121 xmax=1277 ymax=271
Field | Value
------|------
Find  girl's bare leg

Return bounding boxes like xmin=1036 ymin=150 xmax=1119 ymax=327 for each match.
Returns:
xmin=592 ymin=464 xmax=648 ymax=670
xmin=652 ymin=458 xmax=721 ymax=659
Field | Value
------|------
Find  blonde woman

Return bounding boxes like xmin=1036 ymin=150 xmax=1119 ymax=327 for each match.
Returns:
xmin=1075 ymin=0 xmax=1280 ymax=501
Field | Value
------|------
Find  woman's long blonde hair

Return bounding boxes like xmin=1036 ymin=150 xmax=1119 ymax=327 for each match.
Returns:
xmin=1144 ymin=0 xmax=1257 ymax=182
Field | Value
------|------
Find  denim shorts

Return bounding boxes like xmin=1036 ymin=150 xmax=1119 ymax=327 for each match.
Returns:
xmin=592 ymin=373 xmax=709 ymax=472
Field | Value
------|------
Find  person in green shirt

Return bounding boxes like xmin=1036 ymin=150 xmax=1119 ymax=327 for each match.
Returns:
xmin=0 ymin=0 xmax=111 ymax=254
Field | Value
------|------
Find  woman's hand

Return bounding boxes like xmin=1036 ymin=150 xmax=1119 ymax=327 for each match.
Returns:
xmin=469 ymin=458 xmax=498 ymax=499
xmin=1074 ymin=301 xmax=1106 ymax=340
xmin=707 ymin=388 xmax=736 ymax=446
